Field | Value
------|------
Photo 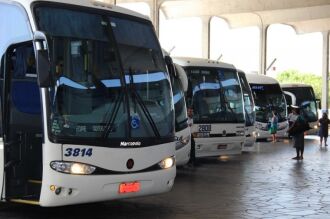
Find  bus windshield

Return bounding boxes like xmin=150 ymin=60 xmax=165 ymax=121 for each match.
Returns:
xmin=283 ymin=87 xmax=318 ymax=122
xmin=238 ymin=72 xmax=255 ymax=126
xmin=34 ymin=6 xmax=174 ymax=145
xmin=172 ymin=77 xmax=188 ymax=132
xmin=186 ymin=67 xmax=244 ymax=123
xmin=250 ymin=84 xmax=286 ymax=123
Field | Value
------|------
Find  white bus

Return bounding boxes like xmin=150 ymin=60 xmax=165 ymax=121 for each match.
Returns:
xmin=281 ymin=83 xmax=319 ymax=135
xmin=171 ymin=64 xmax=191 ymax=166
xmin=246 ymin=74 xmax=288 ymax=140
xmin=173 ymin=57 xmax=245 ymax=158
xmin=0 ymin=0 xmax=176 ymax=206
xmin=237 ymin=70 xmax=256 ymax=151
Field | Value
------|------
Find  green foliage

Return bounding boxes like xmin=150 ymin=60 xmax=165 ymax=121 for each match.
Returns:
xmin=276 ymin=69 xmax=322 ymax=101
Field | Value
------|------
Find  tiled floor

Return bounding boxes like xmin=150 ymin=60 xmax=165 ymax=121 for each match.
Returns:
xmin=1 ymin=136 xmax=329 ymax=219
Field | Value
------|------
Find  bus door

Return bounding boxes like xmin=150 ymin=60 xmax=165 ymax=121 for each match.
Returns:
xmin=2 ymin=42 xmax=43 ymax=200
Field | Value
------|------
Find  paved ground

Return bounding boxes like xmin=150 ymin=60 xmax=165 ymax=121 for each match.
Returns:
xmin=0 ymin=136 xmax=330 ymax=218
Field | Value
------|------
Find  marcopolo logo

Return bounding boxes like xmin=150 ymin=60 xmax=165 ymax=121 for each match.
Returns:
xmin=120 ymin=141 xmax=142 ymax=147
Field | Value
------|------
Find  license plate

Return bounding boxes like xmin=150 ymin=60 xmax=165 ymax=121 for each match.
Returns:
xmin=119 ymin=182 xmax=140 ymax=194
xmin=217 ymin=144 xmax=227 ymax=149
xmin=197 ymin=132 xmax=209 ymax=138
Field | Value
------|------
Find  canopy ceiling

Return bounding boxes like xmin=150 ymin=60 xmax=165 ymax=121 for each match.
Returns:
xmin=116 ymin=0 xmax=330 ymax=33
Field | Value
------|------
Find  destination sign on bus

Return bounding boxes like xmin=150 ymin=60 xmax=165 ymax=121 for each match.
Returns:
xmin=190 ymin=69 xmax=211 ymax=75
xmin=251 ymin=85 xmax=264 ymax=91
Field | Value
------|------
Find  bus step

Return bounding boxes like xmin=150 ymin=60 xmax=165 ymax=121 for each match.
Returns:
xmin=28 ymin=179 xmax=42 ymax=184
xmin=9 ymin=198 xmax=39 ymax=205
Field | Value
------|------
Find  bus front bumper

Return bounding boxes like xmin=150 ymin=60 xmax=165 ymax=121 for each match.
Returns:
xmin=194 ymin=136 xmax=244 ymax=158
xmin=39 ymin=167 xmax=176 ymax=207
xmin=175 ymin=143 xmax=191 ymax=166
xmin=256 ymin=128 xmax=288 ymax=140
xmin=242 ymin=136 xmax=256 ymax=152
xmin=306 ymin=122 xmax=319 ymax=135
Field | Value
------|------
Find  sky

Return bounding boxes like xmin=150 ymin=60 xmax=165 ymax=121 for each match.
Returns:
xmin=117 ymin=2 xmax=326 ymax=77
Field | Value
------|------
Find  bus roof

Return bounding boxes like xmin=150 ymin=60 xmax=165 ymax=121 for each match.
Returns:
xmin=280 ymin=83 xmax=312 ymax=88
xmin=173 ymin=57 xmax=236 ymax=70
xmin=245 ymin=73 xmax=280 ymax=85
xmin=4 ymin=0 xmax=149 ymax=20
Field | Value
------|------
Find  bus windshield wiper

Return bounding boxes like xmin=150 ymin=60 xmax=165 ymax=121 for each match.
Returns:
xmin=128 ymin=69 xmax=161 ymax=138
xmin=84 ymin=66 xmax=124 ymax=139
xmin=101 ymin=92 xmax=124 ymax=139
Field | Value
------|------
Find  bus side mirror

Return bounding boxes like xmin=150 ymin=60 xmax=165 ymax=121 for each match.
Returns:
xmin=174 ymin=63 xmax=188 ymax=92
xmin=34 ymin=31 xmax=51 ymax=88
xmin=165 ymin=55 xmax=177 ymax=77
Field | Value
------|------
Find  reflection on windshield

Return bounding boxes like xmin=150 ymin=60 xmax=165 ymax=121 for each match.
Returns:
xmin=186 ymin=67 xmax=244 ymax=123
xmin=35 ymin=6 xmax=174 ymax=143
xmin=301 ymin=101 xmax=318 ymax=122
xmin=282 ymin=87 xmax=318 ymax=122
xmin=243 ymin=94 xmax=255 ymax=126
xmin=172 ymin=77 xmax=188 ymax=132
xmin=250 ymin=84 xmax=286 ymax=123
xmin=238 ymin=72 xmax=255 ymax=126
xmin=56 ymin=72 xmax=167 ymax=90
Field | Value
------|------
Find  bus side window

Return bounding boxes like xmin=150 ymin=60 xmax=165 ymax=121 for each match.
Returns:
xmin=6 ymin=42 xmax=42 ymax=135
xmin=12 ymin=44 xmax=39 ymax=110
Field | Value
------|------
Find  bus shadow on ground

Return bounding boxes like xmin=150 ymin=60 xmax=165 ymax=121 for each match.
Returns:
xmin=0 ymin=200 xmax=175 ymax=219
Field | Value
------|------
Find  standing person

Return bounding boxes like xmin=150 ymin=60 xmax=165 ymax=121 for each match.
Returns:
xmin=288 ymin=105 xmax=299 ymax=128
xmin=187 ymin=107 xmax=194 ymax=128
xmin=287 ymin=105 xmax=299 ymax=138
xmin=290 ymin=107 xmax=305 ymax=160
xmin=318 ymin=112 xmax=330 ymax=147
xmin=269 ymin=110 xmax=278 ymax=143
xmin=187 ymin=107 xmax=196 ymax=167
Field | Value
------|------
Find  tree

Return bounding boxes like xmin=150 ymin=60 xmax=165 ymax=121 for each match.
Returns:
xmin=276 ymin=69 xmax=322 ymax=102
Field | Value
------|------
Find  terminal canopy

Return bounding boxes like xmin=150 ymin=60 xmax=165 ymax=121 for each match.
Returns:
xmin=116 ymin=0 xmax=330 ymax=33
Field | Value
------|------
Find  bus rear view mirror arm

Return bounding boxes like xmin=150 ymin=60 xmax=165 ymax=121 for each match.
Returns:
xmin=34 ymin=31 xmax=51 ymax=88
xmin=315 ymin=99 xmax=321 ymax=109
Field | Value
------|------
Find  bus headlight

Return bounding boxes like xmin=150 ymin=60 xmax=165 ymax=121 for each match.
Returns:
xmin=180 ymin=136 xmax=190 ymax=145
xmin=158 ymin=157 xmax=175 ymax=169
xmin=176 ymin=136 xmax=190 ymax=150
xmin=50 ymin=161 xmax=96 ymax=175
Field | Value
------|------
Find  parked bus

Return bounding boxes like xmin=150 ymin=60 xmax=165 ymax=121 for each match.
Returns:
xmin=173 ymin=57 xmax=245 ymax=158
xmin=0 ymin=0 xmax=176 ymax=206
xmin=171 ymin=64 xmax=191 ymax=166
xmin=237 ymin=70 xmax=256 ymax=151
xmin=281 ymin=83 xmax=319 ymax=135
xmin=246 ymin=74 xmax=288 ymax=140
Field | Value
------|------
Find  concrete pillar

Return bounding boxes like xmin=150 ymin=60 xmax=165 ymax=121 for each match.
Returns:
xmin=201 ymin=16 xmax=211 ymax=59
xmin=321 ymin=31 xmax=329 ymax=112
xmin=150 ymin=0 xmax=161 ymax=37
xmin=259 ymin=25 xmax=267 ymax=75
